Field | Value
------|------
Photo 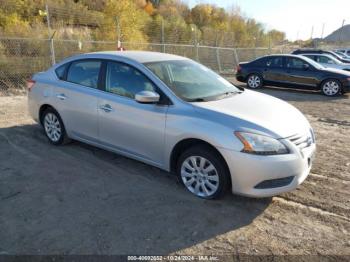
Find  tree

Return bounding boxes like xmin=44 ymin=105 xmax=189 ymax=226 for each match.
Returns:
xmin=95 ymin=0 xmax=150 ymax=44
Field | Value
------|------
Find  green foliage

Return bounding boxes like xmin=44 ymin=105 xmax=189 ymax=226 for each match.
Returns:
xmin=96 ymin=0 xmax=150 ymax=44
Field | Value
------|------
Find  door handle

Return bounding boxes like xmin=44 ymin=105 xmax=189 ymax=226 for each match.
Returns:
xmin=99 ymin=104 xmax=113 ymax=113
xmin=56 ymin=94 xmax=67 ymax=100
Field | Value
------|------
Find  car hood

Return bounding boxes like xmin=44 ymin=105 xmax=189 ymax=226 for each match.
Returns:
xmin=192 ymin=90 xmax=311 ymax=138
xmin=321 ymin=67 xmax=350 ymax=75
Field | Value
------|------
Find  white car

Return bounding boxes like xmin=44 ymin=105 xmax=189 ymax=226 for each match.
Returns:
xmin=302 ymin=53 xmax=350 ymax=72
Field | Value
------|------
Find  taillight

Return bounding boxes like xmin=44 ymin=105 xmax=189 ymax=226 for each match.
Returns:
xmin=26 ymin=79 xmax=36 ymax=91
xmin=236 ymin=65 xmax=242 ymax=72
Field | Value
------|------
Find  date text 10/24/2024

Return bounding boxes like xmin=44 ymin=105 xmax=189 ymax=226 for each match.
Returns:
xmin=127 ymin=256 xmax=219 ymax=261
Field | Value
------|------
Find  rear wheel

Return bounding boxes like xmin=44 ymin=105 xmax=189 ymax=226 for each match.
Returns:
xmin=321 ymin=79 xmax=342 ymax=96
xmin=247 ymin=74 xmax=263 ymax=89
xmin=177 ymin=145 xmax=230 ymax=199
xmin=42 ymin=108 xmax=70 ymax=145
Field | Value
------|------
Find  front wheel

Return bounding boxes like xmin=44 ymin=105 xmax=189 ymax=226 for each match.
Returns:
xmin=177 ymin=145 xmax=230 ymax=199
xmin=247 ymin=74 xmax=263 ymax=89
xmin=321 ymin=79 xmax=342 ymax=96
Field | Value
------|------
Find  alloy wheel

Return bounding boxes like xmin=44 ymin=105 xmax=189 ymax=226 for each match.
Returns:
xmin=247 ymin=75 xmax=261 ymax=88
xmin=322 ymin=80 xmax=340 ymax=96
xmin=181 ymin=156 xmax=219 ymax=198
xmin=44 ymin=113 xmax=62 ymax=142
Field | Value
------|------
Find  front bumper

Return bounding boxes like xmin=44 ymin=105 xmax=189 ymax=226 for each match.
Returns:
xmin=219 ymin=141 xmax=316 ymax=198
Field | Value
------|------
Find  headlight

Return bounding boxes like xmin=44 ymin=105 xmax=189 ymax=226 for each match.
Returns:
xmin=235 ymin=132 xmax=289 ymax=155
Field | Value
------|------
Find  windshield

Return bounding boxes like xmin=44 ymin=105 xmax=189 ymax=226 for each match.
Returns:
xmin=144 ymin=60 xmax=241 ymax=102
xmin=329 ymin=51 xmax=345 ymax=61
xmin=327 ymin=56 xmax=342 ymax=64
xmin=335 ymin=51 xmax=347 ymax=58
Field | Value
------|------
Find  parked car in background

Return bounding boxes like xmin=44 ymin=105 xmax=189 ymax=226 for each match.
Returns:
xmin=292 ymin=49 xmax=350 ymax=63
xmin=334 ymin=49 xmax=350 ymax=57
xmin=333 ymin=50 xmax=350 ymax=59
xmin=236 ymin=54 xmax=350 ymax=96
xmin=301 ymin=53 xmax=350 ymax=71
xmin=28 ymin=51 xmax=316 ymax=199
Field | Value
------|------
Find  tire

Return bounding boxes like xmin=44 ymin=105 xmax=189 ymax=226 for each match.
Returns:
xmin=176 ymin=145 xmax=230 ymax=199
xmin=321 ymin=79 xmax=342 ymax=96
xmin=42 ymin=108 xmax=70 ymax=145
xmin=247 ymin=74 xmax=263 ymax=89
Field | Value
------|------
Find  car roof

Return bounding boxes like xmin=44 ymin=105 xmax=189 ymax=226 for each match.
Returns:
xmin=301 ymin=53 xmax=334 ymax=58
xmin=85 ymin=51 xmax=187 ymax=63
xmin=261 ymin=54 xmax=305 ymax=58
xmin=293 ymin=49 xmax=324 ymax=52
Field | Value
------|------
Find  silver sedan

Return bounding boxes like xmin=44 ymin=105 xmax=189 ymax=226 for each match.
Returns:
xmin=28 ymin=51 xmax=316 ymax=199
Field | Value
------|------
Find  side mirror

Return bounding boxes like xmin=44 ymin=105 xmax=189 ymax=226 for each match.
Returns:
xmin=135 ymin=90 xmax=160 ymax=104
xmin=303 ymin=64 xmax=310 ymax=70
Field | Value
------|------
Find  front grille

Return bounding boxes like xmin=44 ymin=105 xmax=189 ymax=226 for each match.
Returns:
xmin=289 ymin=134 xmax=310 ymax=150
xmin=254 ymin=176 xmax=295 ymax=189
xmin=288 ymin=131 xmax=314 ymax=150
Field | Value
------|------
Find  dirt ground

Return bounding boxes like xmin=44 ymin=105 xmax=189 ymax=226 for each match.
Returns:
xmin=0 ymin=82 xmax=349 ymax=258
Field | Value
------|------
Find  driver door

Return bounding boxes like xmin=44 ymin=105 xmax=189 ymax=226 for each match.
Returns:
xmin=98 ymin=61 xmax=168 ymax=167
xmin=284 ymin=57 xmax=319 ymax=88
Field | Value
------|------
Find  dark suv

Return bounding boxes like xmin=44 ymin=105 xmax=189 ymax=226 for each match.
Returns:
xmin=292 ymin=49 xmax=350 ymax=63
xmin=236 ymin=54 xmax=350 ymax=96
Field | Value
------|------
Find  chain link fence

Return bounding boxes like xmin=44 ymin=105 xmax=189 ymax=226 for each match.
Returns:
xmin=0 ymin=37 xmax=294 ymax=94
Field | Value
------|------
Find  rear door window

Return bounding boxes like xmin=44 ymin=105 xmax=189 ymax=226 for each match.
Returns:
xmin=304 ymin=55 xmax=315 ymax=61
xmin=265 ymin=57 xmax=283 ymax=68
xmin=251 ymin=57 xmax=267 ymax=67
xmin=66 ymin=60 xmax=102 ymax=89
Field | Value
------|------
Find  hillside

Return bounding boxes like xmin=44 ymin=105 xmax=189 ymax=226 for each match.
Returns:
xmin=0 ymin=0 xmax=286 ymax=48
xmin=324 ymin=24 xmax=350 ymax=42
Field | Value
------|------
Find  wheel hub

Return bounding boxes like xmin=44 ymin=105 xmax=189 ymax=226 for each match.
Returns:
xmin=180 ymin=156 xmax=219 ymax=197
xmin=44 ymin=113 xmax=62 ymax=142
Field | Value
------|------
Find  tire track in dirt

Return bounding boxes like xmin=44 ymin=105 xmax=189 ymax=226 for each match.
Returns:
xmin=273 ymin=196 xmax=350 ymax=222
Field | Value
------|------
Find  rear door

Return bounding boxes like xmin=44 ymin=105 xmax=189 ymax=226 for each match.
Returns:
xmin=284 ymin=57 xmax=319 ymax=88
xmin=262 ymin=56 xmax=285 ymax=83
xmin=51 ymin=59 xmax=102 ymax=141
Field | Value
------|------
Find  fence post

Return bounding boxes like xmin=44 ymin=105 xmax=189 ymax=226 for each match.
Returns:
xmin=161 ymin=19 xmax=165 ymax=53
xmin=195 ymin=43 xmax=199 ymax=61
xmin=191 ymin=27 xmax=199 ymax=61
xmin=46 ymin=4 xmax=55 ymax=65
xmin=233 ymin=48 xmax=239 ymax=66
xmin=115 ymin=16 xmax=121 ymax=49
xmin=216 ymin=48 xmax=222 ymax=73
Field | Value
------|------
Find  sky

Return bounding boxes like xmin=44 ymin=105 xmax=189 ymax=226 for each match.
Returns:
xmin=186 ymin=0 xmax=349 ymax=41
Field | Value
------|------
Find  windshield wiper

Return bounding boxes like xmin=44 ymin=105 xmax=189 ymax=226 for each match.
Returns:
xmin=211 ymin=91 xmax=240 ymax=100
xmin=187 ymin=91 xmax=241 ymax=102
xmin=187 ymin=98 xmax=207 ymax=102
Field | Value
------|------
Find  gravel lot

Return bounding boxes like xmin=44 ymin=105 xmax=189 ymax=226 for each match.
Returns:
xmin=0 ymin=82 xmax=349 ymax=257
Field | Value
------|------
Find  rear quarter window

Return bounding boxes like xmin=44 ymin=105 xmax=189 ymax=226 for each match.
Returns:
xmin=55 ymin=64 xmax=68 ymax=80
